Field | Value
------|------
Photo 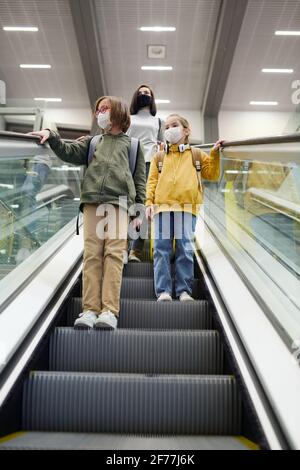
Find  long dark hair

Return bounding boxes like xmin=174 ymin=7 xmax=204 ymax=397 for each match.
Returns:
xmin=130 ymin=84 xmax=157 ymax=116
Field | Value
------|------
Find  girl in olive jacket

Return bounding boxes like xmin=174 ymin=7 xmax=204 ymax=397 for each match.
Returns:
xmin=32 ymin=96 xmax=146 ymax=329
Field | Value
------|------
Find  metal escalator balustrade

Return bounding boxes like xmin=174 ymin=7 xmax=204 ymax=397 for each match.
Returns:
xmin=195 ymin=134 xmax=300 ymax=449
xmin=0 ymin=131 xmax=82 ymax=309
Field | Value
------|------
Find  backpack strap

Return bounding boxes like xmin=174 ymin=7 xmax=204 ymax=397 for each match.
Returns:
xmin=129 ymin=137 xmax=139 ymax=176
xmin=191 ymin=147 xmax=203 ymax=193
xmin=155 ymin=150 xmax=165 ymax=175
xmin=87 ymin=135 xmax=139 ymax=176
xmin=87 ymin=135 xmax=102 ymax=166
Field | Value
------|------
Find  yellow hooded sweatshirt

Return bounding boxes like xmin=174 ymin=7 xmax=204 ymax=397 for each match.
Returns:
xmin=146 ymin=144 xmax=220 ymax=216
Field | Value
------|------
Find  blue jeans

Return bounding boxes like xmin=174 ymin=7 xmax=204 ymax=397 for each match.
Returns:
xmin=130 ymin=162 xmax=151 ymax=253
xmin=154 ymin=211 xmax=196 ymax=297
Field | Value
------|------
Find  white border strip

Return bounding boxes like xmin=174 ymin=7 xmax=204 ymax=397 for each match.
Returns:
xmin=196 ymin=218 xmax=300 ymax=449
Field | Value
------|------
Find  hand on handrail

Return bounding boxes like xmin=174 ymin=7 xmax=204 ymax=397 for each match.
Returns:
xmin=213 ymin=139 xmax=225 ymax=151
xmin=28 ymin=129 xmax=50 ymax=144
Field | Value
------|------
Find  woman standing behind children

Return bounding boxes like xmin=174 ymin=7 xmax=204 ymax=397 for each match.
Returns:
xmin=31 ymin=96 xmax=146 ymax=329
xmin=145 ymin=113 xmax=222 ymax=301
xmin=127 ymin=84 xmax=164 ymax=262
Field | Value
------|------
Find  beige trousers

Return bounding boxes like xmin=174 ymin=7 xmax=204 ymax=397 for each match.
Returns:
xmin=82 ymin=203 xmax=128 ymax=316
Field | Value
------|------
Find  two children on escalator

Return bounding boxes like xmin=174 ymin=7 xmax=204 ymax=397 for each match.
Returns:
xmin=31 ymin=95 xmax=222 ymax=330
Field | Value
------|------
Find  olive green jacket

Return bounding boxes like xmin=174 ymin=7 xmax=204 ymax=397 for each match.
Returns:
xmin=47 ymin=131 xmax=146 ymax=213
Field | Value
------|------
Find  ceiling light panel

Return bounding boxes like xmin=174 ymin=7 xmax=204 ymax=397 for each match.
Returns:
xmin=20 ymin=64 xmax=51 ymax=69
xmin=3 ymin=26 xmax=38 ymax=32
xmin=140 ymin=26 xmax=176 ymax=32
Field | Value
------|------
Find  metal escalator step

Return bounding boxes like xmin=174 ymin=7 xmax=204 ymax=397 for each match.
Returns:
xmin=67 ymin=298 xmax=212 ymax=330
xmin=22 ymin=372 xmax=242 ymax=435
xmin=49 ymin=329 xmax=223 ymax=374
xmin=124 ymin=262 xmax=201 ymax=279
xmin=121 ymin=278 xmax=155 ymax=298
xmin=121 ymin=278 xmax=204 ymax=299
xmin=140 ymin=253 xmax=151 ymax=262
xmin=123 ymin=262 xmax=153 ymax=277
xmin=0 ymin=432 xmax=255 ymax=450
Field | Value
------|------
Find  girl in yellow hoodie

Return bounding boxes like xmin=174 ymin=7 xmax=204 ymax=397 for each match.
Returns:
xmin=145 ymin=114 xmax=223 ymax=301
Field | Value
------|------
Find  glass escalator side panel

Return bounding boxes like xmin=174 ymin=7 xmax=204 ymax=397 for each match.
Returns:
xmin=0 ymin=150 xmax=82 ymax=282
xmin=202 ymin=142 xmax=300 ymax=343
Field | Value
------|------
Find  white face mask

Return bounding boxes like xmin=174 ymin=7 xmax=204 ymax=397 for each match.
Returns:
xmin=164 ymin=126 xmax=183 ymax=144
xmin=97 ymin=110 xmax=111 ymax=130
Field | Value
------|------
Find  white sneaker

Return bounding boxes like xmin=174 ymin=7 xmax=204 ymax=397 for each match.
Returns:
xmin=157 ymin=292 xmax=172 ymax=302
xmin=95 ymin=311 xmax=118 ymax=330
xmin=179 ymin=291 xmax=194 ymax=302
xmin=74 ymin=310 xmax=98 ymax=329
xmin=128 ymin=250 xmax=142 ymax=263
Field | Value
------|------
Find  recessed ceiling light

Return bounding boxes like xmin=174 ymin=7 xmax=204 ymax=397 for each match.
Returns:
xmin=249 ymin=101 xmax=278 ymax=106
xmin=140 ymin=26 xmax=176 ymax=32
xmin=34 ymin=98 xmax=62 ymax=102
xmin=20 ymin=64 xmax=51 ymax=69
xmin=3 ymin=26 xmax=39 ymax=32
xmin=262 ymin=68 xmax=294 ymax=73
xmin=155 ymin=99 xmax=170 ymax=104
xmin=275 ymin=30 xmax=300 ymax=36
xmin=141 ymin=66 xmax=173 ymax=71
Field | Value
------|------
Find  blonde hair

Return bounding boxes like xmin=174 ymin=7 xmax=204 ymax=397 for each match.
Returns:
xmin=166 ymin=113 xmax=191 ymax=143
xmin=94 ymin=96 xmax=131 ymax=132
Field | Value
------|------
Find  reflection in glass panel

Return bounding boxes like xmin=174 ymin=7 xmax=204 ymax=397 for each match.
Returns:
xmin=0 ymin=153 xmax=81 ymax=280
xmin=202 ymin=145 xmax=300 ymax=342
xmin=205 ymin=156 xmax=300 ymax=276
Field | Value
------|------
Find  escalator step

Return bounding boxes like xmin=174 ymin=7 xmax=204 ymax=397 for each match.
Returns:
xmin=121 ymin=278 xmax=155 ymax=299
xmin=124 ymin=262 xmax=201 ymax=279
xmin=49 ymin=329 xmax=223 ymax=374
xmin=67 ymin=298 xmax=212 ymax=330
xmin=120 ymin=278 xmax=204 ymax=299
xmin=0 ymin=432 xmax=257 ymax=450
xmin=123 ymin=262 xmax=153 ymax=278
xmin=23 ymin=372 xmax=242 ymax=435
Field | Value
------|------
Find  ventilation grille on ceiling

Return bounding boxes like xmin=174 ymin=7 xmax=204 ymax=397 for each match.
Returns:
xmin=147 ymin=45 xmax=166 ymax=59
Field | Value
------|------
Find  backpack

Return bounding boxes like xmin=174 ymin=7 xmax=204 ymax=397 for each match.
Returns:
xmin=76 ymin=135 xmax=140 ymax=235
xmin=87 ymin=135 xmax=139 ymax=175
xmin=155 ymin=146 xmax=203 ymax=193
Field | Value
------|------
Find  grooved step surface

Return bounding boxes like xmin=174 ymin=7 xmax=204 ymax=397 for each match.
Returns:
xmin=22 ymin=373 xmax=242 ymax=435
xmin=123 ymin=262 xmax=200 ymax=279
xmin=123 ymin=262 xmax=154 ymax=278
xmin=67 ymin=298 xmax=212 ymax=330
xmin=0 ymin=432 xmax=254 ymax=450
xmin=49 ymin=329 xmax=223 ymax=374
xmin=120 ymin=278 xmax=204 ymax=299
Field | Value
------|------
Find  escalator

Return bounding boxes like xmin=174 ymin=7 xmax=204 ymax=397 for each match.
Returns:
xmin=0 ymin=241 xmax=261 ymax=450
xmin=1 ymin=131 xmax=299 ymax=450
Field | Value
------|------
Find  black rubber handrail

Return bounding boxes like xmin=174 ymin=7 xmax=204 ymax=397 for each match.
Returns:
xmin=220 ymin=133 xmax=300 ymax=147
xmin=0 ymin=130 xmax=41 ymax=142
xmin=196 ymin=134 xmax=300 ymax=149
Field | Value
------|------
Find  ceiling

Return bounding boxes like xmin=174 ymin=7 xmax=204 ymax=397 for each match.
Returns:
xmin=0 ymin=0 xmax=299 ymax=117
xmin=222 ymin=0 xmax=300 ymax=111
xmin=93 ymin=0 xmax=221 ymax=109
xmin=0 ymin=0 xmax=89 ymax=108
